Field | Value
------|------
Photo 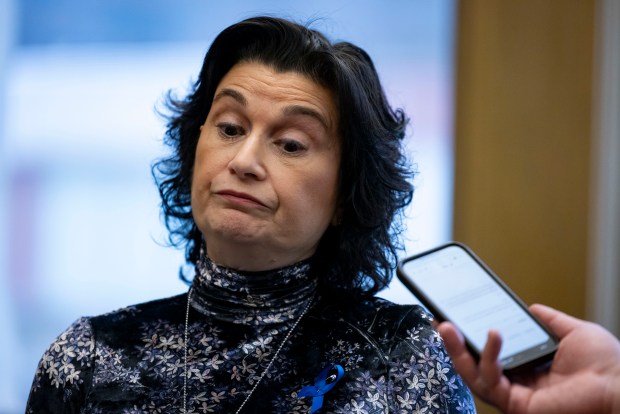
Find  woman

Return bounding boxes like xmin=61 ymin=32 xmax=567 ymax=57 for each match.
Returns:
xmin=27 ymin=16 xmax=475 ymax=413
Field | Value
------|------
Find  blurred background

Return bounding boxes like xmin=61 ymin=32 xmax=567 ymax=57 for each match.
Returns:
xmin=0 ymin=1 xmax=618 ymax=413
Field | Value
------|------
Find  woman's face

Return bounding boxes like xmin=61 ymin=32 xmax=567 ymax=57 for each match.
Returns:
xmin=191 ymin=62 xmax=341 ymax=271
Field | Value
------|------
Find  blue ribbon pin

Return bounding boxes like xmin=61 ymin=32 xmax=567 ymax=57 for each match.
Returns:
xmin=298 ymin=364 xmax=344 ymax=413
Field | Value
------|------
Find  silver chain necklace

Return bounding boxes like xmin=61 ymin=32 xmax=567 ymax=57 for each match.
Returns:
xmin=182 ymin=288 xmax=313 ymax=414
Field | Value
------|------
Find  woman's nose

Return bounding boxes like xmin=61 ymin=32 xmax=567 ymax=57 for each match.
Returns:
xmin=227 ymin=135 xmax=267 ymax=180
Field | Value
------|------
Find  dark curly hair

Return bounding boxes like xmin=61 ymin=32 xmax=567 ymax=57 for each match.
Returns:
xmin=152 ymin=16 xmax=414 ymax=297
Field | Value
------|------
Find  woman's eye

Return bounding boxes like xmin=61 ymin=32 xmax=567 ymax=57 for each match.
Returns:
xmin=217 ymin=123 xmax=244 ymax=138
xmin=278 ymin=139 xmax=307 ymax=154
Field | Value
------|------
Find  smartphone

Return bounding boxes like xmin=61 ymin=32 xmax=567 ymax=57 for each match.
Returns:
xmin=397 ymin=242 xmax=558 ymax=376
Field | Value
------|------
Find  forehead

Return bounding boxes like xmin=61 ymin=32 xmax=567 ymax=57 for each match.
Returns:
xmin=212 ymin=62 xmax=338 ymax=129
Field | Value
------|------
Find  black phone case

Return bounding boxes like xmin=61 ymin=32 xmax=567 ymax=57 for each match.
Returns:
xmin=396 ymin=241 xmax=558 ymax=376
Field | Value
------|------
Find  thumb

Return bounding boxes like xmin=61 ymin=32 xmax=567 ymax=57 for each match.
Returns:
xmin=529 ymin=303 xmax=582 ymax=339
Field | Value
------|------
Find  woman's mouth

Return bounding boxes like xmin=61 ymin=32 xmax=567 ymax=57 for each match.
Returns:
xmin=216 ymin=190 xmax=268 ymax=208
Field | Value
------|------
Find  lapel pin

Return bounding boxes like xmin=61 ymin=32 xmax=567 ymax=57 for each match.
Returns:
xmin=298 ymin=364 xmax=344 ymax=413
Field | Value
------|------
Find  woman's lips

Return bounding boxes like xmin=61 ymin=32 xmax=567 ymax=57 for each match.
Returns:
xmin=216 ymin=190 xmax=268 ymax=208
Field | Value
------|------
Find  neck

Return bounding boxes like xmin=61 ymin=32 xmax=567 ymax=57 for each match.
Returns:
xmin=189 ymin=248 xmax=317 ymax=325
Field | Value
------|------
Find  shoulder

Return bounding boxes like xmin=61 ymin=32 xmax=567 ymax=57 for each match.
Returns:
xmin=310 ymin=295 xmax=439 ymax=366
xmin=31 ymin=294 xmax=186 ymax=390
xmin=32 ymin=316 xmax=95 ymax=390
xmin=311 ymin=296 xmax=476 ymax=412
xmin=36 ymin=318 xmax=95 ymax=388
xmin=27 ymin=316 xmax=95 ymax=409
xmin=27 ymin=294 xmax=187 ymax=409
xmin=316 ymin=295 xmax=434 ymax=342
xmin=74 ymin=293 xmax=187 ymax=360
xmin=88 ymin=293 xmax=186 ymax=329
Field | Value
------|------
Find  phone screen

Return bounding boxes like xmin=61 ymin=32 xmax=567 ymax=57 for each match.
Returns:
xmin=399 ymin=244 xmax=556 ymax=369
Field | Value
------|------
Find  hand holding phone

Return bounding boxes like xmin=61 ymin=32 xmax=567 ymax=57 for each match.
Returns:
xmin=439 ymin=304 xmax=620 ymax=414
xmin=397 ymin=242 xmax=558 ymax=376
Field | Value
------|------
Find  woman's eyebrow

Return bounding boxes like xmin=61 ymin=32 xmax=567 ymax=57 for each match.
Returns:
xmin=282 ymin=105 xmax=331 ymax=130
xmin=213 ymin=88 xmax=247 ymax=106
xmin=213 ymin=88 xmax=331 ymax=130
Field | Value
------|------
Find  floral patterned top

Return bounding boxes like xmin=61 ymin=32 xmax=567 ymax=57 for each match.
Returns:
xmin=27 ymin=255 xmax=476 ymax=413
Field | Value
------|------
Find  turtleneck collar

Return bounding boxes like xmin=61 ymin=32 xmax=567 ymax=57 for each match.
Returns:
xmin=190 ymin=249 xmax=317 ymax=325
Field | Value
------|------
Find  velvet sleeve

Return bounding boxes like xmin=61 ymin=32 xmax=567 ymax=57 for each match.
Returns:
xmin=26 ymin=317 xmax=95 ymax=414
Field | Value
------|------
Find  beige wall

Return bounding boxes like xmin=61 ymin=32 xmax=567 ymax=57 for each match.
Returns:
xmin=453 ymin=1 xmax=596 ymax=412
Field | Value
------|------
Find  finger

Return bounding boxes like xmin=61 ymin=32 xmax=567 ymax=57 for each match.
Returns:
xmin=529 ymin=303 xmax=583 ymax=339
xmin=476 ymin=330 xmax=511 ymax=411
xmin=437 ymin=322 xmax=480 ymax=384
xmin=437 ymin=322 xmax=464 ymax=351
xmin=478 ymin=330 xmax=503 ymax=387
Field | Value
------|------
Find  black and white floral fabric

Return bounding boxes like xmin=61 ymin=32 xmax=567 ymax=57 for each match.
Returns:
xmin=27 ymin=255 xmax=476 ymax=413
